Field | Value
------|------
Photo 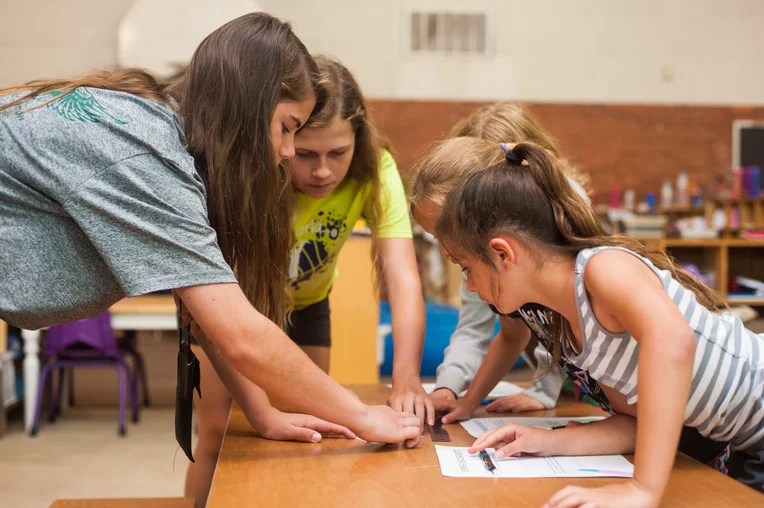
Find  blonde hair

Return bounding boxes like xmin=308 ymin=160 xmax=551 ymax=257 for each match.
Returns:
xmin=410 ymin=101 xmax=587 ymax=213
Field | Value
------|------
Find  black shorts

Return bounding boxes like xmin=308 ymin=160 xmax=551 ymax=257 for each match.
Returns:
xmin=188 ymin=297 xmax=331 ymax=348
xmin=287 ymin=297 xmax=331 ymax=348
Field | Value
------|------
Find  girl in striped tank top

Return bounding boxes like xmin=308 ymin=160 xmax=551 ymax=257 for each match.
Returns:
xmin=426 ymin=138 xmax=764 ymax=507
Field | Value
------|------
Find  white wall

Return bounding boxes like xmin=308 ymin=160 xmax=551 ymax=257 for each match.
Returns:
xmin=118 ymin=0 xmax=263 ymax=76
xmin=270 ymin=0 xmax=764 ymax=105
xmin=2 ymin=0 xmax=763 ymax=105
xmin=0 ymin=0 xmax=134 ymax=87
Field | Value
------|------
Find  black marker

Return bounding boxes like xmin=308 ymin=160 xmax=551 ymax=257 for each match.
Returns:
xmin=479 ymin=450 xmax=497 ymax=475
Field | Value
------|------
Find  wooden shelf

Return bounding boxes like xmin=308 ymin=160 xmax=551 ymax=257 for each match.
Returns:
xmin=726 ymin=296 xmax=764 ymax=306
xmin=725 ymin=239 xmax=764 ymax=247
xmin=711 ymin=196 xmax=764 ymax=205
xmin=659 ymin=206 xmax=706 ymax=215
xmin=110 ymin=294 xmax=176 ymax=315
xmin=651 ymin=238 xmax=764 ymax=304
xmin=661 ymin=239 xmax=764 ymax=248
xmin=663 ymin=239 xmax=723 ymax=248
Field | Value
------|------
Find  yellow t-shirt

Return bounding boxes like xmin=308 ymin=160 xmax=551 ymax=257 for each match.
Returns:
xmin=288 ymin=151 xmax=413 ymax=309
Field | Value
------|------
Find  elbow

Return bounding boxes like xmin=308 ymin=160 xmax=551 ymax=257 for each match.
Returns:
xmin=665 ymin=329 xmax=697 ymax=366
xmin=204 ymin=320 xmax=256 ymax=369
xmin=214 ymin=334 xmax=245 ymax=366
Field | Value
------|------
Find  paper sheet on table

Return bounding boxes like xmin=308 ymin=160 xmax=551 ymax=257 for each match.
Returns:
xmin=435 ymin=446 xmax=634 ymax=478
xmin=461 ymin=416 xmax=606 ymax=438
xmin=385 ymin=381 xmax=524 ymax=400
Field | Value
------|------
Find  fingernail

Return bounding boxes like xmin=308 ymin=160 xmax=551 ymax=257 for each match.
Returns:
xmin=312 ymin=433 xmax=321 ymax=442
xmin=496 ymin=450 xmax=505 ymax=459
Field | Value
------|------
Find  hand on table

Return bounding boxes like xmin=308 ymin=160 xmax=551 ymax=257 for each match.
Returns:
xmin=543 ymin=481 xmax=658 ymax=508
xmin=257 ymin=408 xmax=356 ymax=443
xmin=468 ymin=422 xmax=556 ymax=458
xmin=429 ymin=387 xmax=458 ymax=402
xmin=355 ymin=405 xmax=422 ymax=446
xmin=486 ymin=393 xmax=545 ymax=413
xmin=388 ymin=376 xmax=435 ymax=448
xmin=432 ymin=398 xmax=478 ymax=424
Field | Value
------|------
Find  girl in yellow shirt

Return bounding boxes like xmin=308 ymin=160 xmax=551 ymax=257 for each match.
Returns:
xmin=289 ymin=55 xmax=431 ymax=420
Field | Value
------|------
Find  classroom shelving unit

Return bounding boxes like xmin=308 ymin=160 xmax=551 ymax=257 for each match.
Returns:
xmin=646 ymin=238 xmax=764 ymax=305
xmin=659 ymin=196 xmax=764 ymax=237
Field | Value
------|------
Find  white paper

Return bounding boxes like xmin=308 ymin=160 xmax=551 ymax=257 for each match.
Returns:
xmin=386 ymin=381 xmax=525 ymax=400
xmin=461 ymin=416 xmax=606 ymax=438
xmin=435 ymin=446 xmax=634 ymax=478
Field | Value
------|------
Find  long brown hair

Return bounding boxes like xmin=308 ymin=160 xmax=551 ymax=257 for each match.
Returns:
xmin=0 ymin=69 xmax=172 ymax=110
xmin=306 ymin=55 xmax=388 ymax=276
xmin=1 ymin=13 xmax=322 ymax=327
xmin=409 ymin=101 xmax=586 ymax=214
xmin=433 ymin=137 xmax=725 ymax=369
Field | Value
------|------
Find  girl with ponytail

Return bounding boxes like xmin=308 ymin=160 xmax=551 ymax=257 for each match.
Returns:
xmin=427 ymin=137 xmax=763 ymax=506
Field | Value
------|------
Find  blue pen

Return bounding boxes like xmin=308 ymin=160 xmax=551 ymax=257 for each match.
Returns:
xmin=578 ymin=468 xmax=632 ymax=477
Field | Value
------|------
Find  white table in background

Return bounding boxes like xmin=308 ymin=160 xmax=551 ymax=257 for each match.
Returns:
xmin=21 ymin=295 xmax=177 ymax=433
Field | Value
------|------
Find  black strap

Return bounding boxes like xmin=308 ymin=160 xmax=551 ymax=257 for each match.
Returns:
xmin=178 ymin=299 xmax=191 ymax=348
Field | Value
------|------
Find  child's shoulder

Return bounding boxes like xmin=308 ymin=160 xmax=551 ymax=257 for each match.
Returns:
xmin=580 ymin=247 xmax=662 ymax=296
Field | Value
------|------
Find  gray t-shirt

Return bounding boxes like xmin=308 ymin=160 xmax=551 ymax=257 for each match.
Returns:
xmin=0 ymin=87 xmax=237 ymax=329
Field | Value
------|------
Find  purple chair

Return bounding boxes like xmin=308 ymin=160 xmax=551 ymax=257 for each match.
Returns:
xmin=55 ymin=332 xmax=151 ymax=412
xmin=29 ymin=312 xmax=138 ymax=436
xmin=119 ymin=331 xmax=151 ymax=408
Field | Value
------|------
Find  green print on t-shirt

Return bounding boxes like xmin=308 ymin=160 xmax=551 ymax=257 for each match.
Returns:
xmin=1 ymin=89 xmax=127 ymax=143
xmin=290 ymin=209 xmax=348 ymax=291
xmin=46 ymin=89 xmax=127 ymax=124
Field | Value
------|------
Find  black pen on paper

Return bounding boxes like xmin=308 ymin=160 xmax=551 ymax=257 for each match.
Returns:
xmin=479 ymin=450 xmax=497 ymax=475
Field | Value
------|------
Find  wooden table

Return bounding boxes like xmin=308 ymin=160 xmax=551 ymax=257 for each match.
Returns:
xmin=208 ymin=385 xmax=761 ymax=508
xmin=21 ymin=295 xmax=177 ymax=432
xmin=50 ymin=498 xmax=193 ymax=508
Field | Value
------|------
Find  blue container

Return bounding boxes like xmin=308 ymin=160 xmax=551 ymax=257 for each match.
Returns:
xmin=378 ymin=302 xmax=525 ymax=377
xmin=645 ymin=192 xmax=656 ymax=211
xmin=747 ymin=166 xmax=761 ymax=198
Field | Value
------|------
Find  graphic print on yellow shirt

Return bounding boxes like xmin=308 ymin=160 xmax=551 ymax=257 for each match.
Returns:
xmin=288 ymin=151 xmax=412 ymax=309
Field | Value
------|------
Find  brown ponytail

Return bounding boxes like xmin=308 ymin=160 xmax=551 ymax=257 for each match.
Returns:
xmin=433 ymin=137 xmax=726 ymax=372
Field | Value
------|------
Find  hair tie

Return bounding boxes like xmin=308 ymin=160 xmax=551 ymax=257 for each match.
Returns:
xmin=499 ymin=142 xmax=523 ymax=165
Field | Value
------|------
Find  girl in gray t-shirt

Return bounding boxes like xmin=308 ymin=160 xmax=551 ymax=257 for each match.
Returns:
xmin=0 ymin=12 xmax=421 ymax=468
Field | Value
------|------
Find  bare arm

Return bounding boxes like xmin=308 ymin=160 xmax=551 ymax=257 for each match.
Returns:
xmin=176 ymin=283 xmax=421 ymax=443
xmin=194 ymin=330 xmax=356 ymax=441
xmin=459 ymin=316 xmax=530 ymax=408
xmin=434 ymin=274 xmax=497 ymax=397
xmin=437 ymin=316 xmax=531 ymax=424
xmin=468 ymin=413 xmax=637 ymax=458
xmin=585 ymin=251 xmax=696 ymax=504
xmin=381 ymin=238 xmax=434 ymax=426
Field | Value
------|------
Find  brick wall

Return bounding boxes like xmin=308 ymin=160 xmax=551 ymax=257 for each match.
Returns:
xmin=369 ymin=101 xmax=764 ymax=200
